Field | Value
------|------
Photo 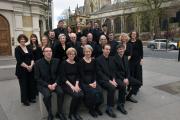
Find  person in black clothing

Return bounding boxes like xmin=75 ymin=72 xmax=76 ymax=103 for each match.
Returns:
xmin=60 ymin=48 xmax=84 ymax=120
xmin=79 ymin=45 xmax=103 ymax=118
xmin=96 ymin=44 xmax=123 ymax=118
xmin=54 ymin=34 xmax=69 ymax=62
xmin=27 ymin=34 xmax=42 ymax=61
xmin=128 ymin=31 xmax=143 ymax=86
xmin=87 ymin=33 xmax=97 ymax=58
xmin=76 ymin=22 xmax=83 ymax=42
xmin=15 ymin=34 xmax=36 ymax=106
xmin=113 ymin=44 xmax=142 ymax=115
xmin=67 ymin=33 xmax=81 ymax=61
xmin=77 ymin=36 xmax=88 ymax=59
xmin=82 ymin=22 xmax=93 ymax=36
xmin=96 ymin=35 xmax=108 ymax=57
xmin=108 ymin=32 xmax=118 ymax=56
xmin=101 ymin=24 xmax=109 ymax=40
xmin=34 ymin=47 xmax=65 ymax=120
xmin=92 ymin=22 xmax=102 ymax=44
xmin=119 ymin=33 xmax=132 ymax=59
xmin=48 ymin=30 xmax=58 ymax=53
xmin=54 ymin=20 xmax=68 ymax=39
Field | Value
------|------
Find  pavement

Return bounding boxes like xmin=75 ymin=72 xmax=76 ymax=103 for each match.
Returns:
xmin=0 ymin=56 xmax=180 ymax=120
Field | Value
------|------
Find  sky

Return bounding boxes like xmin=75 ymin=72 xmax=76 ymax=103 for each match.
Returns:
xmin=53 ymin=0 xmax=84 ymax=28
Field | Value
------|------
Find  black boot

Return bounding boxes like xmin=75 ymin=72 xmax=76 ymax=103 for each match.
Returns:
xmin=117 ymin=104 xmax=127 ymax=115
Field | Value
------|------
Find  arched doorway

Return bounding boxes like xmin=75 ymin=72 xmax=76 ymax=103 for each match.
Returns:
xmin=0 ymin=15 xmax=11 ymax=55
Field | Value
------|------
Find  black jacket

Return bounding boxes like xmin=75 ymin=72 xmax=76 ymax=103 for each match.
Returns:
xmin=34 ymin=58 xmax=61 ymax=88
xmin=96 ymin=55 xmax=115 ymax=84
xmin=113 ymin=54 xmax=130 ymax=81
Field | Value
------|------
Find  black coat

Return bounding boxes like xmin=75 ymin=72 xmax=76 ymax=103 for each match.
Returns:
xmin=15 ymin=46 xmax=34 ymax=78
xmin=96 ymin=55 xmax=115 ymax=84
xmin=113 ymin=54 xmax=130 ymax=81
xmin=34 ymin=58 xmax=61 ymax=88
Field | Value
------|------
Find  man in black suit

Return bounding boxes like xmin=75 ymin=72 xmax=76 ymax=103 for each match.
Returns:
xmin=96 ymin=44 xmax=124 ymax=118
xmin=113 ymin=44 xmax=142 ymax=114
xmin=34 ymin=47 xmax=65 ymax=120
xmin=54 ymin=20 xmax=68 ymax=39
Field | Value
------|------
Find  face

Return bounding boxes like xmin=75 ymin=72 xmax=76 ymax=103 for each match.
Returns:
xmin=81 ymin=38 xmax=87 ymax=46
xmin=31 ymin=37 xmax=37 ymax=43
xmin=70 ymin=34 xmax=77 ymax=43
xmin=77 ymin=23 xmax=81 ymax=28
xmin=94 ymin=23 xmax=98 ymax=28
xmin=42 ymin=37 xmax=48 ymax=46
xmin=120 ymin=35 xmax=128 ymax=43
xmin=67 ymin=26 xmax=72 ymax=33
xmin=60 ymin=36 xmax=66 ymax=44
xmin=43 ymin=48 xmax=52 ymax=60
xmin=67 ymin=51 xmax=76 ymax=60
xmin=100 ymin=35 xmax=108 ymax=45
xmin=87 ymin=22 xmax=91 ymax=28
xmin=103 ymin=45 xmax=111 ymax=56
xmin=19 ymin=37 xmax=26 ymax=45
xmin=58 ymin=21 xmax=64 ymax=28
xmin=84 ymin=48 xmax=92 ymax=58
xmin=131 ymin=32 xmax=137 ymax=39
xmin=49 ymin=31 xmax=55 ymax=39
xmin=108 ymin=33 xmax=114 ymax=41
xmin=87 ymin=33 xmax=93 ymax=42
xmin=117 ymin=47 xmax=125 ymax=56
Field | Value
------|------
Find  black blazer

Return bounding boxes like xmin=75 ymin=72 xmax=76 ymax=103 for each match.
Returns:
xmin=15 ymin=46 xmax=34 ymax=78
xmin=113 ymin=54 xmax=130 ymax=81
xmin=34 ymin=58 xmax=61 ymax=88
xmin=96 ymin=55 xmax=115 ymax=84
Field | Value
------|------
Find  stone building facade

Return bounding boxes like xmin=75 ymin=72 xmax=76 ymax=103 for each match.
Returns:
xmin=0 ymin=0 xmax=53 ymax=56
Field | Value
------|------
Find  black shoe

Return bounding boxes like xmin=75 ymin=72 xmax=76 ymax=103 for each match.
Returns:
xmin=22 ymin=101 xmax=30 ymax=106
xmin=47 ymin=114 xmax=53 ymax=120
xmin=73 ymin=113 xmax=83 ymax=120
xmin=105 ymin=109 xmax=116 ymax=118
xmin=95 ymin=107 xmax=103 ymax=116
xmin=89 ymin=110 xmax=97 ymax=118
xmin=126 ymin=97 xmax=138 ymax=103
xmin=56 ymin=113 xmax=67 ymax=120
xmin=117 ymin=105 xmax=128 ymax=115
xmin=68 ymin=114 xmax=76 ymax=120
xmin=29 ymin=99 xmax=36 ymax=103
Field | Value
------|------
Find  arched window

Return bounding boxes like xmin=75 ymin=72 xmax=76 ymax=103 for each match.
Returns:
xmin=114 ymin=17 xmax=121 ymax=33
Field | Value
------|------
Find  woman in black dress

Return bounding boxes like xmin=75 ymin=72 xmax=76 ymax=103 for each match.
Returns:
xmin=27 ymin=34 xmax=42 ymax=61
xmin=54 ymin=34 xmax=69 ymax=62
xmin=96 ymin=35 xmax=108 ymax=57
xmin=127 ymin=31 xmax=143 ymax=86
xmin=61 ymin=48 xmax=84 ymax=120
xmin=15 ymin=34 xmax=36 ymax=106
xmin=79 ymin=45 xmax=103 ymax=118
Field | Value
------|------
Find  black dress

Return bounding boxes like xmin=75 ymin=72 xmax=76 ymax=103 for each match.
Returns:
xmin=60 ymin=60 xmax=84 ymax=115
xmin=127 ymin=39 xmax=143 ymax=85
xmin=79 ymin=59 xmax=103 ymax=109
xmin=15 ymin=46 xmax=36 ymax=103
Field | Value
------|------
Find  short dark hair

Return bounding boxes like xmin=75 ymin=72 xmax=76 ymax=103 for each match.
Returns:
xmin=116 ymin=43 xmax=125 ymax=49
xmin=17 ymin=34 xmax=28 ymax=43
xmin=102 ymin=44 xmax=111 ymax=49
xmin=58 ymin=20 xmax=64 ymax=24
xmin=42 ymin=46 xmax=52 ymax=52
xmin=102 ymin=24 xmax=107 ymax=28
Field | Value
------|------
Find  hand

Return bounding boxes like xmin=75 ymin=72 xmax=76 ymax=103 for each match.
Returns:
xmin=51 ymin=83 xmax=57 ymax=90
xmin=26 ymin=66 xmax=32 ymax=72
xmin=48 ymin=84 xmax=53 ymax=91
xmin=74 ymin=84 xmax=81 ymax=92
xmin=89 ymin=81 xmax=96 ymax=88
xmin=109 ymin=80 xmax=117 ymax=87
xmin=70 ymin=85 xmax=76 ymax=92
xmin=123 ymin=78 xmax=129 ymax=86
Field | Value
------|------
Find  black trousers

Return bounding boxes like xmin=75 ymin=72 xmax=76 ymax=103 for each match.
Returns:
xmin=62 ymin=85 xmax=84 ymax=115
xmin=129 ymin=61 xmax=143 ymax=85
xmin=18 ymin=71 xmax=36 ymax=103
xmin=38 ymin=85 xmax=64 ymax=115
xmin=100 ymin=80 xmax=126 ymax=107
xmin=128 ymin=77 xmax=142 ymax=96
xmin=81 ymin=84 xmax=103 ymax=110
